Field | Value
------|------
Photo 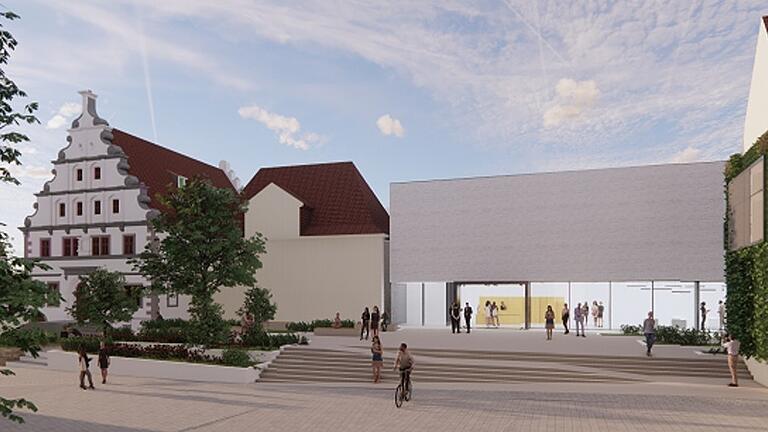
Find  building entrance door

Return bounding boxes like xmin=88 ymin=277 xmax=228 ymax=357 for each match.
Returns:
xmin=457 ymin=283 xmax=527 ymax=328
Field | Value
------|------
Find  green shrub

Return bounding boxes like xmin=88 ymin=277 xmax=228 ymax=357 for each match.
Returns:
xmin=221 ymin=348 xmax=253 ymax=367
xmin=655 ymin=326 xmax=714 ymax=346
xmin=60 ymin=336 xmax=103 ymax=353
xmin=286 ymin=319 xmax=355 ymax=331
xmin=137 ymin=319 xmax=189 ymax=343
xmin=620 ymin=325 xmax=641 ymax=336
xmin=110 ymin=326 xmax=136 ymax=341
xmin=267 ymin=333 xmax=299 ymax=347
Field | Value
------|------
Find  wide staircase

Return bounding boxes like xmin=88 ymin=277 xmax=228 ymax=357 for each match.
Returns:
xmin=259 ymin=346 xmax=752 ymax=384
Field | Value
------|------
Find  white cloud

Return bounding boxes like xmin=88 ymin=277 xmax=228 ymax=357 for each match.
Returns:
xmin=543 ymin=79 xmax=600 ymax=127
xmin=376 ymin=114 xmax=405 ymax=138
xmin=45 ymin=102 xmax=81 ymax=129
xmin=669 ymin=146 xmax=702 ymax=164
xmin=238 ymin=105 xmax=322 ymax=150
xmin=8 ymin=164 xmax=53 ymax=180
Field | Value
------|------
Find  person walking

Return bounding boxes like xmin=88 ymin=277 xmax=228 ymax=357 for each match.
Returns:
xmin=581 ymin=302 xmax=590 ymax=330
xmin=371 ymin=335 xmax=384 ymax=383
xmin=561 ymin=303 xmax=570 ymax=334
xmin=545 ymin=305 xmax=555 ymax=341
xmin=370 ymin=306 xmax=380 ymax=338
xmin=718 ymin=300 xmax=726 ymax=331
xmin=484 ymin=301 xmax=492 ymax=328
xmin=360 ymin=307 xmax=370 ymax=340
xmin=98 ymin=341 xmax=110 ymax=384
xmin=491 ymin=301 xmax=500 ymax=327
xmin=597 ymin=301 xmax=605 ymax=328
xmin=722 ymin=333 xmax=740 ymax=387
xmin=643 ymin=311 xmax=656 ymax=357
xmin=700 ymin=302 xmax=709 ymax=331
xmin=78 ymin=346 xmax=95 ymax=390
xmin=463 ymin=302 xmax=473 ymax=333
xmin=574 ymin=303 xmax=585 ymax=337
xmin=449 ymin=302 xmax=461 ymax=334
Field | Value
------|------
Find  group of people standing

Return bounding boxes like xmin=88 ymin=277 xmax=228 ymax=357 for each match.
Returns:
xmin=449 ymin=302 xmax=475 ymax=333
xmin=558 ymin=301 xmax=605 ymax=337
xmin=359 ymin=306 xmax=390 ymax=340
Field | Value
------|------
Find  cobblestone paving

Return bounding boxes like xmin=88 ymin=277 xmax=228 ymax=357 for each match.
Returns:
xmin=3 ymin=367 xmax=768 ymax=431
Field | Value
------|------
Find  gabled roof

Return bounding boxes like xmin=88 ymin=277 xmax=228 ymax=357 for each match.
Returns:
xmin=242 ymin=161 xmax=389 ymax=236
xmin=112 ymin=129 xmax=236 ymax=210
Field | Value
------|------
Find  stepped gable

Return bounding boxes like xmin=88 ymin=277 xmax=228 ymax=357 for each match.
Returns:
xmin=112 ymin=129 xmax=236 ymax=211
xmin=242 ymin=161 xmax=389 ymax=236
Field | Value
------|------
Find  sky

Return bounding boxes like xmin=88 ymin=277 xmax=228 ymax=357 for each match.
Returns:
xmin=1 ymin=0 xmax=766 ymax=253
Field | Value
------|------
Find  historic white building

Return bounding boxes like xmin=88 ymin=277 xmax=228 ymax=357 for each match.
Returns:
xmin=21 ymin=90 xmax=236 ymax=326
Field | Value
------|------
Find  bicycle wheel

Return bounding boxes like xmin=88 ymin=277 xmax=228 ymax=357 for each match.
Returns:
xmin=404 ymin=381 xmax=412 ymax=401
xmin=394 ymin=384 xmax=404 ymax=408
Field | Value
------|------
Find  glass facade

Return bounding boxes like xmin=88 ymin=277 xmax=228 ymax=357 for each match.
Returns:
xmin=431 ymin=280 xmax=727 ymax=330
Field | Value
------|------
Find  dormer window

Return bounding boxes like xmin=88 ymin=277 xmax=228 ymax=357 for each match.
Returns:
xmin=94 ymin=166 xmax=101 ymax=180
xmin=177 ymin=175 xmax=187 ymax=188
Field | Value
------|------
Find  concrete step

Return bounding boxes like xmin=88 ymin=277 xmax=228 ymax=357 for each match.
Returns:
xmin=276 ymin=351 xmax=748 ymax=376
xmin=265 ymin=347 xmax=751 ymax=383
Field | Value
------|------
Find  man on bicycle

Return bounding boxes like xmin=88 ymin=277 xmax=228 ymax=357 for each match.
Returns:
xmin=394 ymin=343 xmax=414 ymax=388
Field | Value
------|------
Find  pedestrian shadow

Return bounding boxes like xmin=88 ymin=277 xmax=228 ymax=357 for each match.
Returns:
xmin=2 ymin=414 xmax=157 ymax=432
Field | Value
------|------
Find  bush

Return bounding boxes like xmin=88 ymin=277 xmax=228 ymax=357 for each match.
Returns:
xmin=620 ymin=325 xmax=641 ymax=336
xmin=60 ymin=336 xmax=103 ymax=353
xmin=110 ymin=326 xmax=136 ymax=341
xmin=107 ymin=343 xmax=217 ymax=363
xmin=221 ymin=348 xmax=253 ymax=367
xmin=655 ymin=326 xmax=714 ymax=345
xmin=286 ymin=319 xmax=355 ymax=332
xmin=137 ymin=319 xmax=189 ymax=344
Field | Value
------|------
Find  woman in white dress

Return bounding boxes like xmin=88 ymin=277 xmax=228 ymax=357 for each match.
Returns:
xmin=484 ymin=301 xmax=492 ymax=328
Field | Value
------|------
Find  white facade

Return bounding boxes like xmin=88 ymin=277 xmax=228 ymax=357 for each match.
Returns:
xmin=744 ymin=17 xmax=768 ymax=152
xmin=215 ymin=182 xmax=388 ymax=323
xmin=22 ymin=91 xmax=188 ymax=325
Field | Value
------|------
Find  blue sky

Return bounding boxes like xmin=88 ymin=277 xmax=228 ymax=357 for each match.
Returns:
xmin=1 ymin=1 xmax=766 ymax=252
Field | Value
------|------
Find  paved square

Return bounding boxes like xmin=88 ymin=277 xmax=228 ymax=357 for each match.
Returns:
xmin=2 ymin=365 xmax=767 ymax=432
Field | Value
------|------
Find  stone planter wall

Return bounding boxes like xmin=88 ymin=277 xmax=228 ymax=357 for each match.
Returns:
xmin=46 ymin=350 xmax=259 ymax=384
xmin=745 ymin=357 xmax=768 ymax=387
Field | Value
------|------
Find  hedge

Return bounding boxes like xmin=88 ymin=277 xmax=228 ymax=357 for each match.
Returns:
xmin=724 ymin=129 xmax=768 ymax=360
xmin=286 ymin=319 xmax=355 ymax=332
xmin=725 ymin=242 xmax=768 ymax=360
xmin=61 ymin=339 xmax=255 ymax=367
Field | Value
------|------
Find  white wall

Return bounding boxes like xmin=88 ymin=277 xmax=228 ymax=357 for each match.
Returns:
xmin=744 ymin=18 xmax=768 ymax=152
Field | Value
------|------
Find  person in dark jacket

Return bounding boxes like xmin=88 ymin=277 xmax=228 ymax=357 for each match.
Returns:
xmin=381 ymin=310 xmax=390 ymax=332
xmin=370 ymin=306 xmax=381 ymax=338
xmin=463 ymin=302 xmax=473 ymax=333
xmin=450 ymin=302 xmax=461 ymax=334
xmin=360 ymin=307 xmax=370 ymax=340
xmin=98 ymin=341 xmax=110 ymax=384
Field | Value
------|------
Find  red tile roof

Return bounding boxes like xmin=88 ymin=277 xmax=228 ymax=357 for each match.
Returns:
xmin=242 ymin=162 xmax=389 ymax=236
xmin=112 ymin=129 xmax=236 ymax=210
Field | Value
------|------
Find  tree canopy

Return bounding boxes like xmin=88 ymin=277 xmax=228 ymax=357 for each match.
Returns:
xmin=67 ymin=269 xmax=141 ymax=337
xmin=132 ymin=178 xmax=266 ymax=346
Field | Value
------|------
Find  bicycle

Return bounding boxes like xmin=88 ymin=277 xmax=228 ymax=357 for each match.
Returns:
xmin=394 ymin=368 xmax=412 ymax=408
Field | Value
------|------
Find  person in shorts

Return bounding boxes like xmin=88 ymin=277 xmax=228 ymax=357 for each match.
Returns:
xmin=394 ymin=343 xmax=414 ymax=388
xmin=371 ymin=336 xmax=383 ymax=383
xmin=722 ymin=333 xmax=741 ymax=387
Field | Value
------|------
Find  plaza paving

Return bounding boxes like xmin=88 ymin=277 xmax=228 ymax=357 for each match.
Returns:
xmin=2 ymin=329 xmax=767 ymax=431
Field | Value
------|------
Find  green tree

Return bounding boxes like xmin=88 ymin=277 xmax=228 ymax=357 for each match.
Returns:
xmin=132 ymin=178 xmax=266 ymax=346
xmin=0 ymin=10 xmax=54 ymax=424
xmin=66 ymin=269 xmax=141 ymax=338
xmin=238 ymin=286 xmax=277 ymax=340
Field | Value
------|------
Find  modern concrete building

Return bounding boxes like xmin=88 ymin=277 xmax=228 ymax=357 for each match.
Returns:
xmin=215 ymin=162 xmax=390 ymax=323
xmin=390 ymin=161 xmax=727 ymax=330
xmin=21 ymin=91 xmax=237 ymax=326
xmin=744 ymin=16 xmax=768 ymax=152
